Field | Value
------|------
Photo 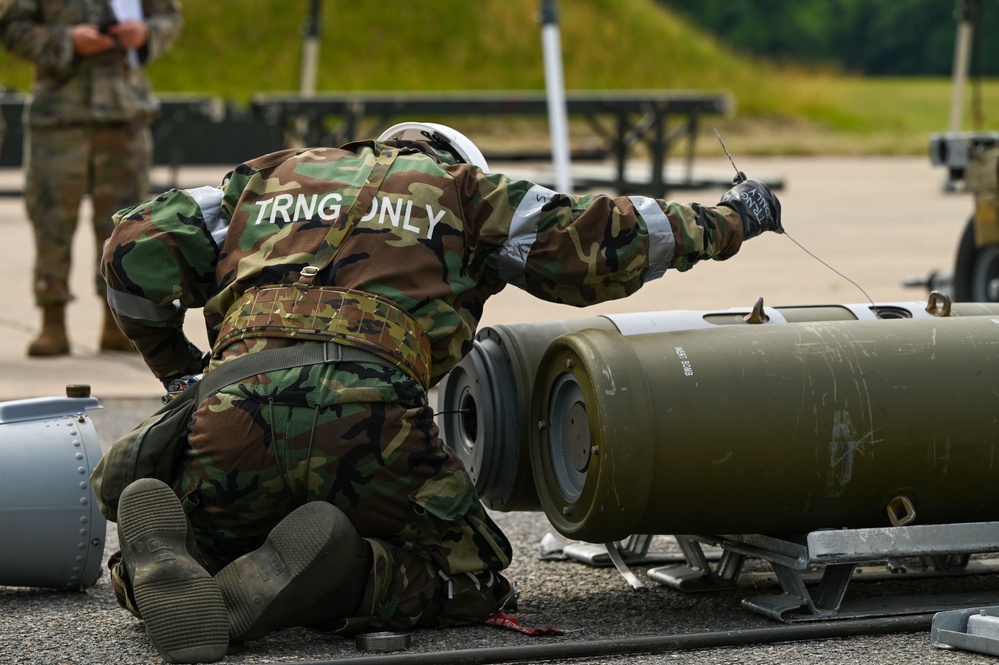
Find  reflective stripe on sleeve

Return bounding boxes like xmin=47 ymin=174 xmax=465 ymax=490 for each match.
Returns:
xmin=107 ymin=287 xmax=182 ymax=322
xmin=498 ymin=184 xmax=558 ymax=288
xmin=628 ymin=196 xmax=675 ymax=280
xmin=186 ymin=186 xmax=228 ymax=247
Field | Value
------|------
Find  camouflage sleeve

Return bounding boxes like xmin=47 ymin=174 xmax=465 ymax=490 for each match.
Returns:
xmin=138 ymin=0 xmax=182 ymax=64
xmin=102 ymin=186 xmax=226 ymax=380
xmin=0 ymin=0 xmax=76 ymax=76
xmin=462 ymin=171 xmax=744 ymax=307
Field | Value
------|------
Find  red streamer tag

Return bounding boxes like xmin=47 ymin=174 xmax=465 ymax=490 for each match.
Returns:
xmin=486 ymin=611 xmax=565 ymax=636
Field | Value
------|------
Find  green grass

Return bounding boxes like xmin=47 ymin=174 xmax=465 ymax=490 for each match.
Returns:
xmin=707 ymin=74 xmax=999 ymax=156
xmin=1 ymin=0 xmax=995 ymax=156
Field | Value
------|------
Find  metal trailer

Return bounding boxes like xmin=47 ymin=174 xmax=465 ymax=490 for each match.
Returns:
xmin=926 ymin=1 xmax=999 ymax=304
xmin=930 ymin=136 xmax=999 ymax=303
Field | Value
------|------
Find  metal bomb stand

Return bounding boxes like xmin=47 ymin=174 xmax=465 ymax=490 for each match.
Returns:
xmin=0 ymin=386 xmax=105 ymax=590
xmin=530 ymin=313 xmax=999 ymax=621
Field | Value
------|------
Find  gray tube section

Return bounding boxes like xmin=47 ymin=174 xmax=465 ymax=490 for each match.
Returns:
xmin=0 ymin=395 xmax=105 ymax=589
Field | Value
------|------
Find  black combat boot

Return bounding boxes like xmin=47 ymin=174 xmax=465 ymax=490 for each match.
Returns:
xmin=215 ymin=501 xmax=373 ymax=643
xmin=436 ymin=571 xmax=518 ymax=626
xmin=116 ymin=478 xmax=229 ymax=663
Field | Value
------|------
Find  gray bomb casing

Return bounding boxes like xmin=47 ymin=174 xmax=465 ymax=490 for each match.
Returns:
xmin=531 ymin=316 xmax=999 ymax=542
xmin=0 ymin=393 xmax=105 ymax=589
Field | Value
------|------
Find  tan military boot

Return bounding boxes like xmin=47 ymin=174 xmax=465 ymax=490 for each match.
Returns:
xmin=27 ymin=304 xmax=70 ymax=357
xmin=100 ymin=302 xmax=135 ymax=352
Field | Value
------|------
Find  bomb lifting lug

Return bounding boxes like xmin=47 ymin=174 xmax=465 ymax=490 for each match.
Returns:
xmin=926 ymin=290 xmax=953 ymax=316
xmin=742 ymin=296 xmax=770 ymax=324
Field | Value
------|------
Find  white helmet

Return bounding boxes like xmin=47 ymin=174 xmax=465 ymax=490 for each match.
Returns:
xmin=377 ymin=121 xmax=489 ymax=173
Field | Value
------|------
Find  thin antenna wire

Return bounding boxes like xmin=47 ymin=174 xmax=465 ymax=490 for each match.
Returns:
xmin=783 ymin=230 xmax=878 ymax=310
xmin=714 ymin=128 xmax=742 ymax=179
xmin=713 ymin=127 xmax=879 ymax=313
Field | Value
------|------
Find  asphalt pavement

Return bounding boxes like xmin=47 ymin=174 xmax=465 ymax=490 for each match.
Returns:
xmin=1 ymin=156 xmax=996 ymax=664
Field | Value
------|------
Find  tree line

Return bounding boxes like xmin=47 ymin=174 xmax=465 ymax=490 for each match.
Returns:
xmin=655 ymin=0 xmax=999 ymax=76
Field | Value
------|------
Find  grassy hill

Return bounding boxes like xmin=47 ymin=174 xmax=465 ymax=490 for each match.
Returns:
xmin=2 ymin=0 xmax=997 ymax=155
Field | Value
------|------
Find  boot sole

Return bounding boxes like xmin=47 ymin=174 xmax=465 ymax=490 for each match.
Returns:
xmin=216 ymin=501 xmax=361 ymax=642
xmin=26 ymin=345 xmax=69 ymax=356
xmin=118 ymin=479 xmax=229 ymax=664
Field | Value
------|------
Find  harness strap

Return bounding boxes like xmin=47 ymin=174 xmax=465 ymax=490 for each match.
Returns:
xmin=195 ymin=340 xmax=396 ymax=402
xmin=297 ymin=148 xmax=401 ymax=288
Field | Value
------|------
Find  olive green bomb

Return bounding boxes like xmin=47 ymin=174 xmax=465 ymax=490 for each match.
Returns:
xmin=531 ymin=315 xmax=999 ymax=542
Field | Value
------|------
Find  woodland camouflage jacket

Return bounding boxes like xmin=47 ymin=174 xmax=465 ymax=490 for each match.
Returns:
xmin=102 ymin=141 xmax=744 ymax=401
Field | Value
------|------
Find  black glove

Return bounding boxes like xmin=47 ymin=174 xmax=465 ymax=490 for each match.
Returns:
xmin=719 ymin=178 xmax=783 ymax=240
xmin=159 ymin=348 xmax=210 ymax=390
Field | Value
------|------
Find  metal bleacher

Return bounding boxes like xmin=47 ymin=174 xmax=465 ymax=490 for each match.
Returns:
xmin=1 ymin=88 xmax=733 ymax=196
xmin=249 ymin=90 xmax=733 ymax=196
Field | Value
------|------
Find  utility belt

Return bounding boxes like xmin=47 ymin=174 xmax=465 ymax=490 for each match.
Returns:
xmin=214 ymin=285 xmax=432 ymax=388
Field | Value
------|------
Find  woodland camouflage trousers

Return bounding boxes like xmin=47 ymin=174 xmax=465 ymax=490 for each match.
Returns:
xmin=24 ymin=121 xmax=151 ymax=305
xmin=111 ymin=392 xmax=514 ymax=633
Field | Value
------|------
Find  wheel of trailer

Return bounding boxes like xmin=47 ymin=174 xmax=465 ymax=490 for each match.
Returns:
xmin=953 ymin=217 xmax=999 ymax=302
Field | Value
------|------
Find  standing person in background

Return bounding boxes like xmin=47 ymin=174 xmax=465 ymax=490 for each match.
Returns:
xmin=0 ymin=0 xmax=182 ymax=357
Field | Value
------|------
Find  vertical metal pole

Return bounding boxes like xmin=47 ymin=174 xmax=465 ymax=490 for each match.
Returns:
xmin=540 ymin=0 xmax=573 ymax=194
xmin=299 ymin=0 xmax=322 ymax=96
xmin=293 ymin=0 xmax=322 ymax=146
xmin=948 ymin=0 xmax=974 ymax=133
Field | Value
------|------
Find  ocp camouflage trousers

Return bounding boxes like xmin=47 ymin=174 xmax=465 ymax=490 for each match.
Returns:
xmin=24 ymin=121 xmax=151 ymax=305
xmin=172 ymin=393 xmax=513 ymax=632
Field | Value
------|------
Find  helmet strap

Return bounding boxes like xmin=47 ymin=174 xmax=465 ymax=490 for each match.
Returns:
xmin=420 ymin=130 xmax=466 ymax=165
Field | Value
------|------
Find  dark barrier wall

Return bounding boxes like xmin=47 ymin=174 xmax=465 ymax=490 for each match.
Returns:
xmin=0 ymin=92 xmax=284 ymax=169
xmin=0 ymin=89 xmax=24 ymax=167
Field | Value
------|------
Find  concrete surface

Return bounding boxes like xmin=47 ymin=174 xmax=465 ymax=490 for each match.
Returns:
xmin=1 ymin=157 xmax=995 ymax=664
